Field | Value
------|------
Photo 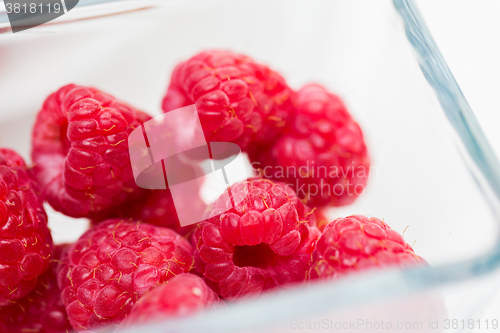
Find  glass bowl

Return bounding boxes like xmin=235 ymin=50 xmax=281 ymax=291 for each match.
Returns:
xmin=0 ymin=0 xmax=499 ymax=332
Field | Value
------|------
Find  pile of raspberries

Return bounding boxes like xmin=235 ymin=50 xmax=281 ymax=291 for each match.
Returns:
xmin=0 ymin=50 xmax=426 ymax=332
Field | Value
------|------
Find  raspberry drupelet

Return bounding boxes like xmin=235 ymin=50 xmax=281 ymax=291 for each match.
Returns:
xmin=309 ymin=215 xmax=426 ymax=280
xmin=0 ymin=244 xmax=72 ymax=333
xmin=192 ymin=178 xmax=320 ymax=300
xmin=31 ymin=84 xmax=151 ymax=218
xmin=162 ymin=50 xmax=297 ymax=152
xmin=0 ymin=148 xmax=53 ymax=306
xmin=121 ymin=274 xmax=223 ymax=326
xmin=251 ymin=84 xmax=370 ymax=208
xmin=56 ymin=219 xmax=194 ymax=331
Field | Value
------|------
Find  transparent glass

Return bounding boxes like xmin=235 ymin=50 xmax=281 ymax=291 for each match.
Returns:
xmin=0 ymin=0 xmax=499 ymax=332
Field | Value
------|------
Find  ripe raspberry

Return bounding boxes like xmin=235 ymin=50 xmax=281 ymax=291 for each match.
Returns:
xmin=162 ymin=50 xmax=297 ymax=151
xmin=0 ymin=244 xmax=71 ymax=333
xmin=121 ymin=273 xmax=222 ymax=326
xmin=251 ymin=84 xmax=370 ymax=208
xmin=31 ymin=84 xmax=151 ymax=218
xmin=192 ymin=178 xmax=319 ymax=300
xmin=0 ymin=148 xmax=53 ymax=306
xmin=309 ymin=215 xmax=426 ymax=280
xmin=57 ymin=219 xmax=193 ymax=331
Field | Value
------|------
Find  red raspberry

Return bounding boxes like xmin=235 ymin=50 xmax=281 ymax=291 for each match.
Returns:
xmin=121 ymin=273 xmax=223 ymax=326
xmin=0 ymin=148 xmax=53 ymax=306
xmin=192 ymin=178 xmax=319 ymax=300
xmin=0 ymin=244 xmax=71 ymax=333
xmin=251 ymin=84 xmax=370 ymax=208
xmin=309 ymin=215 xmax=426 ymax=280
xmin=31 ymin=84 xmax=151 ymax=218
xmin=56 ymin=219 xmax=194 ymax=331
xmin=162 ymin=50 xmax=297 ymax=151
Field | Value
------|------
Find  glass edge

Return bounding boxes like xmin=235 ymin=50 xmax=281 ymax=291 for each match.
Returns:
xmin=393 ymin=0 xmax=500 ymax=279
xmin=113 ymin=267 xmax=437 ymax=333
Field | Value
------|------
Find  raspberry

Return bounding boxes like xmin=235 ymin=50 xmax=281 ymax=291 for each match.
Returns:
xmin=56 ymin=219 xmax=194 ymax=331
xmin=309 ymin=215 xmax=426 ymax=280
xmin=121 ymin=273 xmax=222 ymax=326
xmin=0 ymin=148 xmax=53 ymax=306
xmin=31 ymin=84 xmax=151 ymax=218
xmin=162 ymin=50 xmax=296 ymax=151
xmin=0 ymin=244 xmax=71 ymax=333
xmin=192 ymin=178 xmax=319 ymax=300
xmin=250 ymin=84 xmax=370 ymax=208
